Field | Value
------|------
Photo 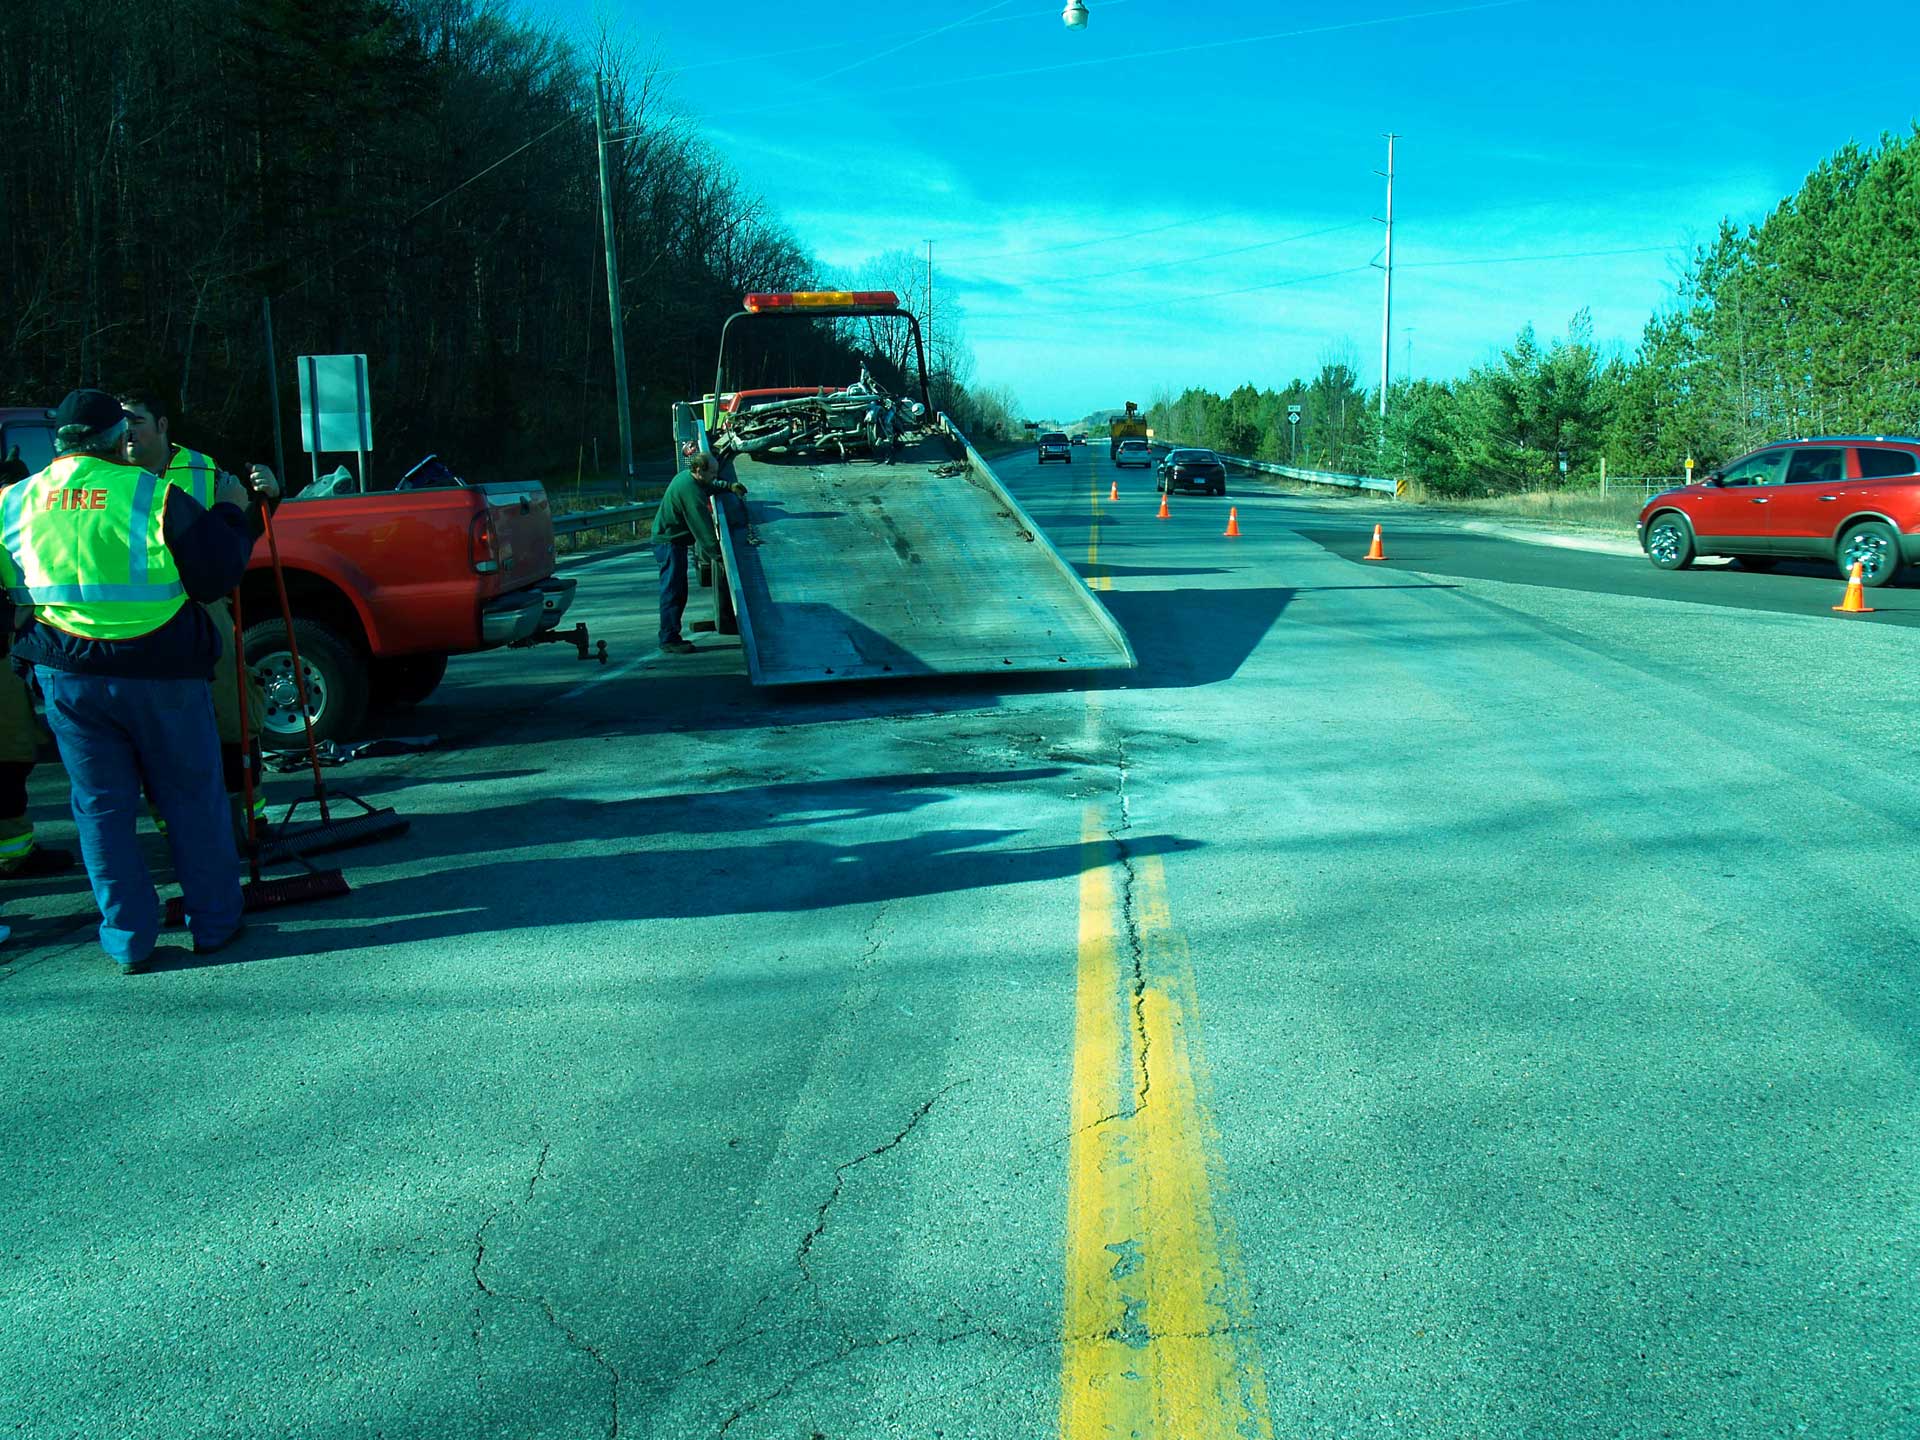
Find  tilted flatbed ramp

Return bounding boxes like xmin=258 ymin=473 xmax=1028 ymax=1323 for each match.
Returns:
xmin=712 ymin=421 xmax=1135 ymax=686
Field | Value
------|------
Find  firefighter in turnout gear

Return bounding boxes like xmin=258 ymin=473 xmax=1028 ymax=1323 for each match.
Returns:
xmin=119 ymin=391 xmax=279 ymax=839
xmin=0 ymin=390 xmax=255 ymax=970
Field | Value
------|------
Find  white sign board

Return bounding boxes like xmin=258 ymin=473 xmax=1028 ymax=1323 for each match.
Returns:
xmin=296 ymin=354 xmax=373 ymax=454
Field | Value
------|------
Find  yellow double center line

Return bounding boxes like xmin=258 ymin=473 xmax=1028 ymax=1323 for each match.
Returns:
xmin=1062 ymin=810 xmax=1274 ymax=1437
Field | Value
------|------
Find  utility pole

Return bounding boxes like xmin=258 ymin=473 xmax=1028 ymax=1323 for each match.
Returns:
xmin=923 ymin=238 xmax=935 ymax=401
xmin=1375 ymin=132 xmax=1397 ymax=420
xmin=595 ymin=74 xmax=635 ymax=478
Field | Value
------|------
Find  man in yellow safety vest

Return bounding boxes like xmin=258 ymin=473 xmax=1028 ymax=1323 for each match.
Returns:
xmin=119 ymin=390 xmax=279 ymax=837
xmin=0 ymin=389 xmax=257 ymax=970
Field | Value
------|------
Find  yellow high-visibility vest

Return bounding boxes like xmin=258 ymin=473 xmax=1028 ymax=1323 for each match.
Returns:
xmin=0 ymin=454 xmax=187 ymax=640
xmin=164 ymin=446 xmax=220 ymax=509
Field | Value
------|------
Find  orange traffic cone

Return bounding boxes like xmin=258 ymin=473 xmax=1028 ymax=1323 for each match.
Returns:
xmin=1156 ymin=491 xmax=1170 ymax=520
xmin=1223 ymin=507 xmax=1241 ymax=538
xmin=1363 ymin=524 xmax=1387 ymax=561
xmin=1833 ymin=561 xmax=1875 ymax=613
xmin=1109 ymin=481 xmax=1119 ymax=502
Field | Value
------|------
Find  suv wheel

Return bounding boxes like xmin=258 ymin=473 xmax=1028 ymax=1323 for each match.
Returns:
xmin=1838 ymin=521 xmax=1903 ymax=587
xmin=1645 ymin=514 xmax=1694 ymax=571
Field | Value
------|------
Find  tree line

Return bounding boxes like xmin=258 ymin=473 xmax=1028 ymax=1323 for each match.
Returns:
xmin=0 ymin=0 xmax=1016 ymax=482
xmin=1150 ymin=127 xmax=1920 ymax=497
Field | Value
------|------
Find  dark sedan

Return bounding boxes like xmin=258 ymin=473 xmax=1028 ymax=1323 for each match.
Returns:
xmin=1157 ymin=448 xmax=1227 ymax=496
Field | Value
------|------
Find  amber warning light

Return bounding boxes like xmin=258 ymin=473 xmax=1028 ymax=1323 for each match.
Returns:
xmin=742 ymin=291 xmax=899 ymax=313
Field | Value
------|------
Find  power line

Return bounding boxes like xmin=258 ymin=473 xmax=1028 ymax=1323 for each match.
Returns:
xmin=970 ymin=260 xmax=1376 ymax=318
xmin=1398 ymin=243 xmax=1676 ymax=269
xmin=278 ymin=113 xmax=579 ymax=298
xmin=1037 ymin=220 xmax=1369 ymax=286
xmin=948 ymin=209 xmax=1242 ymax=263
xmin=648 ymin=0 xmax=1146 ymax=78
xmin=722 ymin=0 xmax=1537 ymax=118
xmin=809 ymin=0 xmax=1022 ymax=87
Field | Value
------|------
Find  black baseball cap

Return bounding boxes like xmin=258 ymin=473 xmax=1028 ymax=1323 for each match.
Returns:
xmin=50 ymin=389 xmax=134 ymax=433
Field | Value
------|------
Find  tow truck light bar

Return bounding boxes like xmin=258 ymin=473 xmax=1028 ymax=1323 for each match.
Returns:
xmin=742 ymin=291 xmax=900 ymax=313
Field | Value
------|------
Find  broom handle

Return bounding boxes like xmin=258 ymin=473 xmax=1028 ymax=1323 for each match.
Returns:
xmin=231 ymin=588 xmax=262 ymax=886
xmin=256 ymin=492 xmax=334 ymax=824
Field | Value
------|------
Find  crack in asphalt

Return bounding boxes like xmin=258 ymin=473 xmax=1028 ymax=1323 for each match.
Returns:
xmin=1105 ymin=741 xmax=1152 ymax=1127
xmin=712 ymin=1324 xmax=1021 ymax=1438
xmin=793 ymin=1080 xmax=970 ymax=1301
xmin=859 ymin=901 xmax=890 ymax=967
xmin=471 ymin=1141 xmax=622 ymax=1438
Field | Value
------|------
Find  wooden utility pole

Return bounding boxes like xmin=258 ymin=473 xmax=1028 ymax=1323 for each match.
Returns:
xmin=1377 ymin=133 xmax=1398 ymax=420
xmin=595 ymin=75 xmax=635 ymax=478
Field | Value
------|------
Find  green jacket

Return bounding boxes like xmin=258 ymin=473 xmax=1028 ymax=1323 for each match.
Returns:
xmin=651 ymin=469 xmax=721 ymax=562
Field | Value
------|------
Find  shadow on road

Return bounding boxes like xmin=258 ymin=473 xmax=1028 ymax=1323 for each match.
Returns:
xmin=1094 ymin=586 xmax=1295 ymax=688
xmin=298 ymin=767 xmax=1202 ymax=950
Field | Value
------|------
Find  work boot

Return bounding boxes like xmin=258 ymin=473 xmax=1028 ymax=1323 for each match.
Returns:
xmin=0 ymin=845 xmax=76 ymax=880
xmin=661 ymin=639 xmax=698 ymax=655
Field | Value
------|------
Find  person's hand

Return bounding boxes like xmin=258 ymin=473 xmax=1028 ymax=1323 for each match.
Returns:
xmin=247 ymin=464 xmax=281 ymax=500
xmin=730 ymin=481 xmax=748 ymax=497
xmin=215 ymin=472 xmax=251 ymax=510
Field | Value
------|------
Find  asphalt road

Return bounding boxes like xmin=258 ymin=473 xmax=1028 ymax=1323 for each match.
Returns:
xmin=2 ymin=444 xmax=1916 ymax=1438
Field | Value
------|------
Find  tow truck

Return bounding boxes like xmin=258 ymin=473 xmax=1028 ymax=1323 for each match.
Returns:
xmin=1108 ymin=401 xmax=1148 ymax=464
xmin=674 ymin=291 xmax=1134 ymax=685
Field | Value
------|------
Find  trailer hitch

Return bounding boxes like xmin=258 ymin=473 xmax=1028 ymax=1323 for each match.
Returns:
xmin=512 ymin=622 xmax=608 ymax=664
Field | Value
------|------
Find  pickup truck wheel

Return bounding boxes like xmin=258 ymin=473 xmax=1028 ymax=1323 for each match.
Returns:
xmin=243 ymin=618 xmax=369 ymax=750
xmin=369 ymin=653 xmax=449 ymax=708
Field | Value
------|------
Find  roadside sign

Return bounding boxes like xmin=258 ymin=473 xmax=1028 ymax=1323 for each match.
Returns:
xmin=297 ymin=353 xmax=373 ymax=491
xmin=297 ymin=354 xmax=372 ymax=454
xmin=1287 ymin=412 xmax=1301 ymax=426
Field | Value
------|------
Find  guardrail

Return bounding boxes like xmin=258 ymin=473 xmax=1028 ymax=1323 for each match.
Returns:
xmin=1151 ymin=442 xmax=1687 ymax=501
xmin=1149 ymin=442 xmax=1396 ymax=495
xmin=553 ymin=502 xmax=654 ymax=536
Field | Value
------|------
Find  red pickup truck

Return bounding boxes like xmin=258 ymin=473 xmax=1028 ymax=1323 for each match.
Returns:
xmin=0 ymin=407 xmax=596 ymax=745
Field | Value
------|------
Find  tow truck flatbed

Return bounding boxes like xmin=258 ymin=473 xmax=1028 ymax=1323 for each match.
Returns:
xmin=710 ymin=422 xmax=1133 ymax=686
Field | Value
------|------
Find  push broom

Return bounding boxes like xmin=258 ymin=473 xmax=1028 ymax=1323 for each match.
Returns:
xmin=248 ymin=493 xmax=409 ymax=863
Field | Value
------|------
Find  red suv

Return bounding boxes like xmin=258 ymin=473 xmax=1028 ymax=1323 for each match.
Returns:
xmin=1638 ymin=437 xmax=1920 ymax=587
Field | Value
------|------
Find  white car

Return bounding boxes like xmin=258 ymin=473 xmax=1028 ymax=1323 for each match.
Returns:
xmin=1115 ymin=438 xmax=1152 ymax=469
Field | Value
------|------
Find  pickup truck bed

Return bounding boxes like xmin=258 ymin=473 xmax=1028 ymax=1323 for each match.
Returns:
xmin=714 ymin=424 xmax=1134 ymax=685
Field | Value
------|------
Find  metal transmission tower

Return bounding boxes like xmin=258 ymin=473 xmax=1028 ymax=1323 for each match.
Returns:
xmin=1375 ymin=133 xmax=1398 ymax=420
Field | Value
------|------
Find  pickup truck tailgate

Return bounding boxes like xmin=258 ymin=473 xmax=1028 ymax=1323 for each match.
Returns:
xmin=477 ymin=483 xmax=557 ymax=594
xmin=716 ymin=428 xmax=1134 ymax=685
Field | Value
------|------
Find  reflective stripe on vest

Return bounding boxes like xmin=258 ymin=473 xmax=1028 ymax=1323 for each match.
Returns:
xmin=0 ymin=455 xmax=187 ymax=640
xmin=165 ymin=446 xmax=219 ymax=510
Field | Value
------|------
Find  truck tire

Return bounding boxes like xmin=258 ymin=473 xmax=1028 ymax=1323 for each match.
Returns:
xmin=243 ymin=617 xmax=369 ymax=751
xmin=369 ymin=653 xmax=449 ymax=708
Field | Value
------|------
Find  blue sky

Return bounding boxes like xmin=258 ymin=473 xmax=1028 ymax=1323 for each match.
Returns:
xmin=532 ymin=0 xmax=1920 ymax=417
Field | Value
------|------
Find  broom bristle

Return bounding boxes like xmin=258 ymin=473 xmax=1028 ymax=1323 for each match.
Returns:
xmin=257 ymin=809 xmax=409 ymax=865
xmin=163 ymin=867 xmax=351 ymax=927
xmin=242 ymin=870 xmax=351 ymax=909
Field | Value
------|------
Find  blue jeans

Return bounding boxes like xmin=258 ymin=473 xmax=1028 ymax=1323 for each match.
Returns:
xmin=656 ymin=541 xmax=690 ymax=645
xmin=36 ymin=669 xmax=242 ymax=963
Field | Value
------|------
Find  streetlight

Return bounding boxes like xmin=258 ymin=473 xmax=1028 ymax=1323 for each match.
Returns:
xmin=1063 ymin=2 xmax=1089 ymax=29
